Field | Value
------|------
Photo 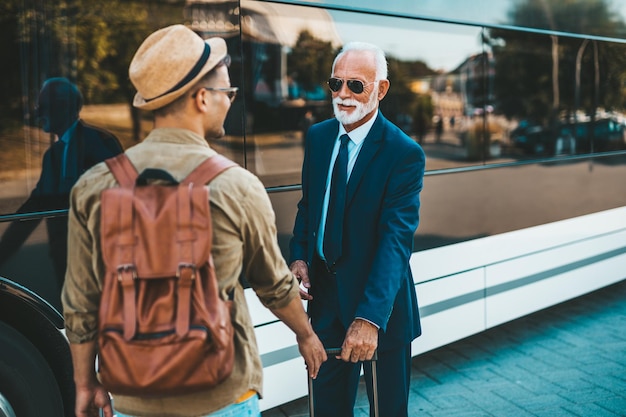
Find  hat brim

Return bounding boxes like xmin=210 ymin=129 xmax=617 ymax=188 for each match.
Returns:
xmin=133 ymin=37 xmax=227 ymax=111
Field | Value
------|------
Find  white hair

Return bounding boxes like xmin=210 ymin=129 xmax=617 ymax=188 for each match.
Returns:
xmin=332 ymin=42 xmax=388 ymax=80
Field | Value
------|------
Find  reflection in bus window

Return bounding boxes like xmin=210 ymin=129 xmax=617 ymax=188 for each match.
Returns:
xmin=0 ymin=78 xmax=122 ymax=290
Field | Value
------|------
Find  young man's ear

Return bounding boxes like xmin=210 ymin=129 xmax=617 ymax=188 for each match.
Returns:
xmin=193 ymin=89 xmax=208 ymax=111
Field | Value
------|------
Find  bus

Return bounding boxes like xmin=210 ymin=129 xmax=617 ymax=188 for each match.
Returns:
xmin=1 ymin=0 xmax=626 ymax=415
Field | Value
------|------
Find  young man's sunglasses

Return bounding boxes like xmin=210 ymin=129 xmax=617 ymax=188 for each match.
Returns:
xmin=327 ymin=77 xmax=376 ymax=94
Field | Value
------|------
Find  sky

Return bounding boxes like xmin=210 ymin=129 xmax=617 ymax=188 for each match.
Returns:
xmin=323 ymin=0 xmax=510 ymax=71
xmin=327 ymin=10 xmax=485 ymax=71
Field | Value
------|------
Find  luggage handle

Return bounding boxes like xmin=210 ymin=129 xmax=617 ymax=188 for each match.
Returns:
xmin=308 ymin=348 xmax=379 ymax=417
xmin=324 ymin=348 xmax=378 ymax=361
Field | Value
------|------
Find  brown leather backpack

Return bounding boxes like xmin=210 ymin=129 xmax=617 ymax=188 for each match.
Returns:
xmin=97 ymin=153 xmax=236 ymax=397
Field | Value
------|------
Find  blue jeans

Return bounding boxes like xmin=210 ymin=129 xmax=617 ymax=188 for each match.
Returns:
xmin=113 ymin=394 xmax=260 ymax=417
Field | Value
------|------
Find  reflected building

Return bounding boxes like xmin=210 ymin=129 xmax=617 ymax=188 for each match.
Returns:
xmin=408 ymin=51 xmax=502 ymax=159
xmin=456 ymin=52 xmax=495 ymax=118
xmin=424 ymin=52 xmax=497 ymax=123
xmin=240 ymin=1 xmax=341 ymax=104
xmin=185 ymin=0 xmax=240 ymax=37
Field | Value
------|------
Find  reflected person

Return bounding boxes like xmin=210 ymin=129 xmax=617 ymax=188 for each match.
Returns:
xmin=289 ymin=42 xmax=426 ymax=417
xmin=0 ymin=77 xmax=122 ymax=289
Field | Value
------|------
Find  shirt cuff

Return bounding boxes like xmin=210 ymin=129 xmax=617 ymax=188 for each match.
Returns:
xmin=355 ymin=317 xmax=380 ymax=329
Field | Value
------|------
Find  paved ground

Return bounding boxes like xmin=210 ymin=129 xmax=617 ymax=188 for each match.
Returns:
xmin=262 ymin=279 xmax=626 ymax=416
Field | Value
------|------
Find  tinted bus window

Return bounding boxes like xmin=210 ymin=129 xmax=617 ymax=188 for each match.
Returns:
xmin=488 ymin=29 xmax=626 ymax=160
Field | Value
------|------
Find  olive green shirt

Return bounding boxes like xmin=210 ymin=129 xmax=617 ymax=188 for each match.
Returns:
xmin=62 ymin=128 xmax=299 ymax=417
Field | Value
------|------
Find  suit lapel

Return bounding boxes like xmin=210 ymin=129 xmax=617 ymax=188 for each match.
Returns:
xmin=346 ymin=113 xmax=385 ymax=205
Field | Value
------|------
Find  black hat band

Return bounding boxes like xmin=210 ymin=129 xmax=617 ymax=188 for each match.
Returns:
xmin=145 ymin=42 xmax=211 ymax=102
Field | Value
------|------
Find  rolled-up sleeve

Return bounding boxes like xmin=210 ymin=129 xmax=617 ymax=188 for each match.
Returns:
xmin=62 ymin=177 xmax=103 ymax=344
xmin=238 ymin=175 xmax=299 ymax=310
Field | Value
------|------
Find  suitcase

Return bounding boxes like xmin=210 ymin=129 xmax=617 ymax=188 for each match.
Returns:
xmin=308 ymin=348 xmax=379 ymax=417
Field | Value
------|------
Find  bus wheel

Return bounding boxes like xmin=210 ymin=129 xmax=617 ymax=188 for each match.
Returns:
xmin=0 ymin=393 xmax=17 ymax=417
xmin=0 ymin=321 xmax=64 ymax=417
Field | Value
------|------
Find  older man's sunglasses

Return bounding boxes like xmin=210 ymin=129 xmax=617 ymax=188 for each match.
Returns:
xmin=327 ymin=77 xmax=375 ymax=94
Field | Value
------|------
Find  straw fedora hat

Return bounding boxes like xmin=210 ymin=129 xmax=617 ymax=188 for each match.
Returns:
xmin=129 ymin=24 xmax=227 ymax=111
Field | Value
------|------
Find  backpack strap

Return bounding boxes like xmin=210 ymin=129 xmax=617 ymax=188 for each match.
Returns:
xmin=105 ymin=154 xmax=138 ymax=340
xmin=182 ymin=155 xmax=238 ymax=185
xmin=174 ymin=155 xmax=237 ymax=337
xmin=105 ymin=154 xmax=138 ymax=188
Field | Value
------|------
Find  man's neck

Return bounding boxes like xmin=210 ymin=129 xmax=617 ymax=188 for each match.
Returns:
xmin=57 ymin=119 xmax=79 ymax=142
xmin=154 ymin=114 xmax=203 ymax=137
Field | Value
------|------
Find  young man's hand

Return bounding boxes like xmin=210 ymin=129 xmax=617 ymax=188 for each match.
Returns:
xmin=75 ymin=383 xmax=113 ymax=417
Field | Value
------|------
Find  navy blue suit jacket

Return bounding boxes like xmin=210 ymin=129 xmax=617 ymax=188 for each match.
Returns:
xmin=290 ymin=112 xmax=425 ymax=351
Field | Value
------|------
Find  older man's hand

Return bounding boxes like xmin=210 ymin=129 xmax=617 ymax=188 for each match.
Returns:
xmin=289 ymin=260 xmax=312 ymax=301
xmin=340 ymin=318 xmax=378 ymax=362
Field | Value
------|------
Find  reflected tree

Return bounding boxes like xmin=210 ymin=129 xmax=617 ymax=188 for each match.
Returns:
xmin=288 ymin=30 xmax=335 ymax=97
xmin=0 ymin=0 xmax=184 ymax=140
xmin=73 ymin=2 xmax=150 ymax=105
xmin=489 ymin=0 xmax=626 ymax=127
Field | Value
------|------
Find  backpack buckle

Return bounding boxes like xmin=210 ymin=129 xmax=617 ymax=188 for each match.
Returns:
xmin=117 ymin=264 xmax=137 ymax=282
xmin=177 ymin=263 xmax=197 ymax=280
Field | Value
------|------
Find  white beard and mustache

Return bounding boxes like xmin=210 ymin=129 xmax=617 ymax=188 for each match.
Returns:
xmin=332 ymin=85 xmax=379 ymax=126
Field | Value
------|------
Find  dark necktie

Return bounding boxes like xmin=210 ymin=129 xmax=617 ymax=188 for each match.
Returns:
xmin=324 ymin=134 xmax=350 ymax=266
